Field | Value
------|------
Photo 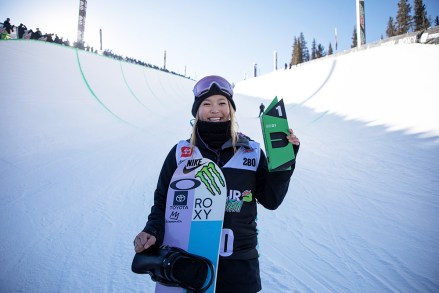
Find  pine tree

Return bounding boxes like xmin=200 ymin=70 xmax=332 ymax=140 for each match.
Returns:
xmin=289 ymin=38 xmax=297 ymax=68
xmin=328 ymin=42 xmax=333 ymax=55
xmin=292 ymin=38 xmax=298 ymax=66
xmin=292 ymin=38 xmax=299 ymax=66
xmin=351 ymin=26 xmax=357 ymax=48
xmin=290 ymin=37 xmax=303 ymax=67
xmin=299 ymin=32 xmax=310 ymax=62
xmin=414 ymin=0 xmax=430 ymax=31
xmin=296 ymin=38 xmax=303 ymax=64
xmin=435 ymin=16 xmax=439 ymax=26
xmin=311 ymin=38 xmax=317 ymax=60
xmin=316 ymin=44 xmax=326 ymax=58
xmin=386 ymin=16 xmax=397 ymax=37
xmin=396 ymin=0 xmax=412 ymax=34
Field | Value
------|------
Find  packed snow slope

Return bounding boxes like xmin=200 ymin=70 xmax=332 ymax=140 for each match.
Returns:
xmin=1 ymin=39 xmax=438 ymax=293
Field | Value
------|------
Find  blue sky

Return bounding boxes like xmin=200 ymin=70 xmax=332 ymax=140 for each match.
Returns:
xmin=2 ymin=0 xmax=438 ymax=83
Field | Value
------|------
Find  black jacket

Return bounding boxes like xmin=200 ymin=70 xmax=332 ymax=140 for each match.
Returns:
xmin=143 ymin=132 xmax=299 ymax=259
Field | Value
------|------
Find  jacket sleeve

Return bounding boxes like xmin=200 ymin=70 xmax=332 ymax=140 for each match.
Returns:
xmin=142 ymin=145 xmax=178 ymax=245
xmin=255 ymin=143 xmax=300 ymax=210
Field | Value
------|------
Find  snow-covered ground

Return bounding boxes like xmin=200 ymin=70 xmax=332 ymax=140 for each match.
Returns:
xmin=1 ymin=39 xmax=438 ymax=292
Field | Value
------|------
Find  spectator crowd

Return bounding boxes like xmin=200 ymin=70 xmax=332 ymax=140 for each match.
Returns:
xmin=1 ymin=17 xmax=70 ymax=46
xmin=1 ymin=16 xmax=190 ymax=79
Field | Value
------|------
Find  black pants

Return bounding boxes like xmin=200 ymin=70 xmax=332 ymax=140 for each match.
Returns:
xmin=215 ymin=258 xmax=261 ymax=293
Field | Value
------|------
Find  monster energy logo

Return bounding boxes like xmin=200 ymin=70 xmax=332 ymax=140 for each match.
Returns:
xmin=195 ymin=162 xmax=225 ymax=196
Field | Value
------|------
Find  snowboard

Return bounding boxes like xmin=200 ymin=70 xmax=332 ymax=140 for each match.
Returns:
xmin=156 ymin=157 xmax=227 ymax=293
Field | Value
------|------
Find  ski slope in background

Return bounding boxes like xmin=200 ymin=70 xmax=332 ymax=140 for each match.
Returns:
xmin=1 ymin=40 xmax=438 ymax=292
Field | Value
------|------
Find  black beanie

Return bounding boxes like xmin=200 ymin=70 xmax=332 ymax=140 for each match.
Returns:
xmin=191 ymin=83 xmax=236 ymax=117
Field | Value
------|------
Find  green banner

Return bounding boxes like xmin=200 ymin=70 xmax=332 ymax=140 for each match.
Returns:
xmin=260 ymin=97 xmax=295 ymax=172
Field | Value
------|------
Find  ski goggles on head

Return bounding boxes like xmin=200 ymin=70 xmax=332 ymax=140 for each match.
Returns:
xmin=192 ymin=75 xmax=233 ymax=98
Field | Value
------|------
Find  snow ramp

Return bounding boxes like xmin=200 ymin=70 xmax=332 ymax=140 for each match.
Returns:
xmin=235 ymin=43 xmax=439 ymax=137
xmin=1 ymin=40 xmax=439 ymax=293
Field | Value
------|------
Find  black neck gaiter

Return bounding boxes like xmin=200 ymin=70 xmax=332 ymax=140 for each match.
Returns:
xmin=196 ymin=120 xmax=231 ymax=149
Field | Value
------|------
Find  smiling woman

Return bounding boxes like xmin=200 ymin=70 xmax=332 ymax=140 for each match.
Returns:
xmin=198 ymin=95 xmax=231 ymax=122
xmin=134 ymin=75 xmax=300 ymax=293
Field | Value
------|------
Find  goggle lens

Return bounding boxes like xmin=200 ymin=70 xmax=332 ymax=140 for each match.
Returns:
xmin=193 ymin=75 xmax=233 ymax=98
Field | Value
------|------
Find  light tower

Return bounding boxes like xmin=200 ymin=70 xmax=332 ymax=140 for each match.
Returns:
xmin=76 ymin=0 xmax=87 ymax=48
xmin=356 ymin=0 xmax=366 ymax=47
xmin=99 ymin=28 xmax=102 ymax=51
xmin=163 ymin=50 xmax=167 ymax=69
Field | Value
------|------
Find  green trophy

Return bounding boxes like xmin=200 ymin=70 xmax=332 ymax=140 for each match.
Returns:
xmin=260 ymin=97 xmax=295 ymax=172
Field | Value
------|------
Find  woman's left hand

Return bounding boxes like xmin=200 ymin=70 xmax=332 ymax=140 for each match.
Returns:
xmin=286 ymin=129 xmax=300 ymax=146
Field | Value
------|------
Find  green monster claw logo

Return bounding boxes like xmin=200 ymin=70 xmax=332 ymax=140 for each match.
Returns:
xmin=195 ymin=162 xmax=225 ymax=195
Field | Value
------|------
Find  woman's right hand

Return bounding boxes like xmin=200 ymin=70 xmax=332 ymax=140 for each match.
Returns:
xmin=134 ymin=232 xmax=157 ymax=253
